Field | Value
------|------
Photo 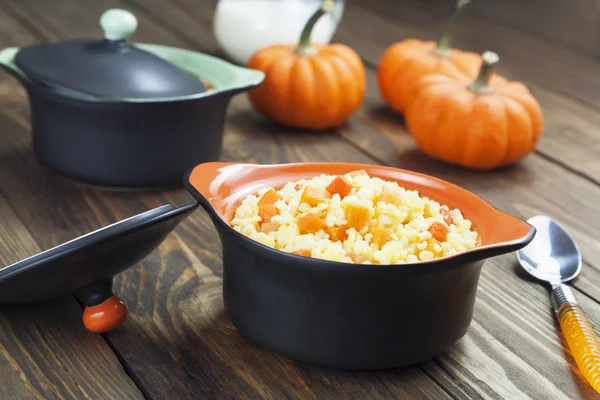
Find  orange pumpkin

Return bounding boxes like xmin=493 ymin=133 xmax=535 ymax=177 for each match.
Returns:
xmin=405 ymin=51 xmax=544 ymax=170
xmin=377 ymin=0 xmax=481 ymax=114
xmin=247 ymin=0 xmax=366 ymax=130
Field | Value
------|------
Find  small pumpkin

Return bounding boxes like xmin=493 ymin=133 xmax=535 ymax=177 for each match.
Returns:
xmin=247 ymin=0 xmax=366 ymax=131
xmin=405 ymin=51 xmax=544 ymax=170
xmin=377 ymin=0 xmax=481 ymax=115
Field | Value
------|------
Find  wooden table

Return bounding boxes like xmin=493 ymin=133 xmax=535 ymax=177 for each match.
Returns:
xmin=0 ymin=0 xmax=599 ymax=398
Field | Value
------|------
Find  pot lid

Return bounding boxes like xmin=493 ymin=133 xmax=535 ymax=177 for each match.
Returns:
xmin=0 ymin=203 xmax=198 ymax=305
xmin=14 ymin=9 xmax=206 ymax=99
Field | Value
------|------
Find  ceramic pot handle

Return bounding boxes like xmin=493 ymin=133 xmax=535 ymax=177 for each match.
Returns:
xmin=100 ymin=9 xmax=138 ymax=41
xmin=83 ymin=296 xmax=128 ymax=333
xmin=552 ymin=284 xmax=600 ymax=392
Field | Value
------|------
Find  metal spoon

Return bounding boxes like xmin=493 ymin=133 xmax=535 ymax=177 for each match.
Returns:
xmin=517 ymin=215 xmax=600 ymax=392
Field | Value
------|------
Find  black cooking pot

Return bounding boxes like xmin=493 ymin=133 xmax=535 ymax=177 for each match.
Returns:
xmin=184 ymin=161 xmax=536 ymax=370
xmin=0 ymin=9 xmax=264 ymax=189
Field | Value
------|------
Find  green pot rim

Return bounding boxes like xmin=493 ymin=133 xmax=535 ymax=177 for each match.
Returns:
xmin=0 ymin=43 xmax=265 ymax=103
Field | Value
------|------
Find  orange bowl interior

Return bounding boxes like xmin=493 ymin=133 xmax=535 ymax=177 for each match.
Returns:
xmin=187 ymin=162 xmax=532 ymax=249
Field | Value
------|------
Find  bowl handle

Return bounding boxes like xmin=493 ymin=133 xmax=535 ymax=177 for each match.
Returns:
xmin=183 ymin=161 xmax=248 ymax=211
xmin=492 ymin=210 xmax=536 ymax=246
xmin=456 ymin=212 xmax=536 ymax=264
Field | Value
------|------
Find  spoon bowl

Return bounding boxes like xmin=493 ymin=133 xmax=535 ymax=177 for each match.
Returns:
xmin=517 ymin=215 xmax=581 ymax=284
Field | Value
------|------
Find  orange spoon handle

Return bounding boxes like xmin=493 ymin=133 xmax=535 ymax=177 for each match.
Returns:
xmin=553 ymin=284 xmax=600 ymax=392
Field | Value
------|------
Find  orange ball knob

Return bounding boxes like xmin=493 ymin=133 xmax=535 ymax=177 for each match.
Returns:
xmin=82 ymin=296 xmax=128 ymax=333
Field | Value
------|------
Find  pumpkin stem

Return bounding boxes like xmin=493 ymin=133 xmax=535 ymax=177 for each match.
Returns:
xmin=432 ymin=0 xmax=471 ymax=57
xmin=468 ymin=51 xmax=499 ymax=94
xmin=296 ymin=0 xmax=335 ymax=56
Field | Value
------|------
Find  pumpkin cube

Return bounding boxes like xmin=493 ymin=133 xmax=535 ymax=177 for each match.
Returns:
xmin=258 ymin=188 xmax=281 ymax=206
xmin=348 ymin=253 xmax=368 ymax=264
xmin=440 ymin=207 xmax=454 ymax=225
xmin=301 ymin=186 xmax=328 ymax=207
xmin=327 ymin=225 xmax=349 ymax=242
xmin=443 ymin=214 xmax=454 ymax=226
xmin=326 ymin=175 xmax=353 ymax=199
xmin=347 ymin=170 xmax=369 ymax=178
xmin=378 ymin=186 xmax=402 ymax=206
xmin=370 ymin=227 xmax=392 ymax=248
xmin=428 ymin=221 xmax=449 ymax=242
xmin=258 ymin=204 xmax=278 ymax=225
xmin=291 ymin=249 xmax=312 ymax=258
xmin=345 ymin=204 xmax=370 ymax=231
xmin=298 ymin=213 xmax=325 ymax=234
xmin=260 ymin=221 xmax=279 ymax=234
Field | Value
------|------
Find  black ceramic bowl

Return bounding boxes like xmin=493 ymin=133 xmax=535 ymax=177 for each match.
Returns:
xmin=184 ymin=162 xmax=536 ymax=370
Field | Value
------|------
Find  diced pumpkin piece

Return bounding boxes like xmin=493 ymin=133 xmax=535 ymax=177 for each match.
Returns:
xmin=292 ymin=249 xmax=312 ymax=258
xmin=370 ymin=227 xmax=392 ymax=248
xmin=258 ymin=189 xmax=281 ymax=206
xmin=443 ymin=213 xmax=454 ymax=226
xmin=345 ymin=204 xmax=370 ymax=230
xmin=326 ymin=175 xmax=353 ymax=199
xmin=348 ymin=253 xmax=367 ymax=264
xmin=260 ymin=221 xmax=279 ymax=234
xmin=378 ymin=186 xmax=402 ymax=206
xmin=298 ymin=213 xmax=325 ymax=234
xmin=327 ymin=225 xmax=349 ymax=242
xmin=301 ymin=186 xmax=328 ymax=207
xmin=428 ymin=221 xmax=449 ymax=242
xmin=423 ymin=203 xmax=432 ymax=218
xmin=440 ymin=207 xmax=454 ymax=225
xmin=258 ymin=204 xmax=278 ymax=225
xmin=347 ymin=169 xmax=369 ymax=178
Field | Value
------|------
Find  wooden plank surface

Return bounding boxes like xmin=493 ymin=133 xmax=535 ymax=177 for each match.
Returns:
xmin=0 ymin=1 xmax=452 ymax=398
xmin=468 ymin=0 xmax=600 ymax=60
xmin=0 ymin=12 xmax=143 ymax=400
xmin=0 ymin=197 xmax=143 ymax=400
xmin=0 ymin=0 xmax=600 ymax=399
xmin=332 ymin=0 xmax=600 ymax=184
xmin=348 ymin=0 xmax=600 ymax=111
xmin=129 ymin=0 xmax=600 ymax=303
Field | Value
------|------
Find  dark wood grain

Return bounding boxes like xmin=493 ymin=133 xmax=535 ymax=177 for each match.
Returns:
xmin=0 ymin=1 xmax=453 ymax=398
xmin=144 ymin=0 xmax=600 ymax=306
xmin=329 ymin=0 xmax=600 ymax=184
xmin=1 ymin=0 xmax=600 ymax=399
xmin=125 ymin=0 xmax=600 ymax=184
xmin=336 ymin=77 xmax=600 ymax=399
xmin=0 ymin=14 xmax=144 ymax=400
xmin=337 ymin=70 xmax=600 ymax=301
xmin=0 ymin=197 xmax=143 ymax=400
xmin=467 ymin=0 xmax=600 ymax=59
xmin=0 ymin=90 xmax=453 ymax=400
xmin=316 ymin=0 xmax=600 ymax=300
xmin=346 ymin=0 xmax=600 ymax=109
xmin=125 ymin=0 xmax=600 ymax=397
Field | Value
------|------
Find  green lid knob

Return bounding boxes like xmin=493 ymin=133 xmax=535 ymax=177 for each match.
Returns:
xmin=100 ymin=9 xmax=138 ymax=41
